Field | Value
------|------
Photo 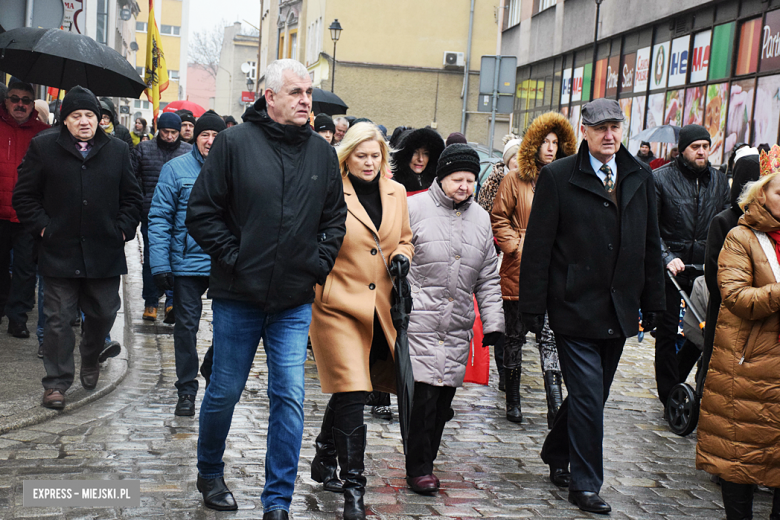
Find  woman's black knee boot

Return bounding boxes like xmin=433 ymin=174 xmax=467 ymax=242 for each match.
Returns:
xmin=720 ymin=479 xmax=754 ymax=520
xmin=543 ymin=370 xmax=563 ymax=428
xmin=311 ymin=404 xmax=343 ymax=493
xmin=333 ymin=424 xmax=367 ymax=520
xmin=505 ymin=368 xmax=522 ymax=423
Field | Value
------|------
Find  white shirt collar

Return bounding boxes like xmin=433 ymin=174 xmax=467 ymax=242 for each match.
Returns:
xmin=589 ymin=152 xmax=618 ymax=184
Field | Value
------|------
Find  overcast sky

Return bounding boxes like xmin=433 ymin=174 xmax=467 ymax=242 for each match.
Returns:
xmin=188 ymin=0 xmax=261 ymax=36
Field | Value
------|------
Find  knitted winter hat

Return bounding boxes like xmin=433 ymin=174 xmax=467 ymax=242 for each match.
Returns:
xmin=445 ymin=132 xmax=468 ymax=146
xmin=503 ymin=138 xmax=522 ymax=165
xmin=157 ymin=112 xmax=182 ymax=131
xmin=314 ymin=113 xmax=335 ymax=133
xmin=194 ymin=110 xmax=227 ymax=138
xmin=436 ymin=143 xmax=480 ymax=181
xmin=678 ymin=124 xmax=711 ymax=152
xmin=60 ymin=86 xmax=101 ymax=120
xmin=176 ymin=109 xmax=196 ymax=125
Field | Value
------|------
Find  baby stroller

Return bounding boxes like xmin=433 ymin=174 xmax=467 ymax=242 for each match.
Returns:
xmin=665 ymin=265 xmax=710 ymax=436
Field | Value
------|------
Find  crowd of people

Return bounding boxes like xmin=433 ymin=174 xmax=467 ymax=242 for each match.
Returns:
xmin=1 ymin=57 xmax=779 ymax=520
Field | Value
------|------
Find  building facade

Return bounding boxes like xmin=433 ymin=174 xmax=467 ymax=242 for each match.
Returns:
xmin=501 ymin=0 xmax=780 ymax=163
xmin=132 ymin=0 xmax=190 ymax=125
xmin=214 ymin=22 xmax=261 ymax=120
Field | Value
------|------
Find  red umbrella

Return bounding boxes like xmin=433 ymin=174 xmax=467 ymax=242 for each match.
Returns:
xmin=162 ymin=100 xmax=206 ymax=117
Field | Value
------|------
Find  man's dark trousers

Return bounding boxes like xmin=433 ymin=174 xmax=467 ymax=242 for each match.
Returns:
xmin=655 ymin=277 xmax=689 ymax=405
xmin=540 ymin=333 xmax=625 ymax=493
xmin=0 ymin=220 xmax=37 ymax=324
xmin=173 ymin=275 xmax=208 ymax=397
xmin=41 ymin=276 xmax=120 ymax=391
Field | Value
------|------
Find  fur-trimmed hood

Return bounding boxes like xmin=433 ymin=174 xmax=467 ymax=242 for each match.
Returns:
xmin=517 ymin=112 xmax=577 ymax=182
xmin=391 ymin=127 xmax=445 ymax=193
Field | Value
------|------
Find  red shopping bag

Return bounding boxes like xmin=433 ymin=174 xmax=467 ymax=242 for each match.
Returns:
xmin=464 ymin=296 xmax=490 ymax=385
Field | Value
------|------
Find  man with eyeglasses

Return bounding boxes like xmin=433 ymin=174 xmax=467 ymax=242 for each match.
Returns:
xmin=0 ymin=78 xmax=49 ymax=340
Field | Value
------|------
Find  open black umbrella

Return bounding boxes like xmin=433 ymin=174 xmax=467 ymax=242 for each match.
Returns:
xmin=391 ymin=275 xmax=414 ymax=455
xmin=0 ymin=27 xmax=146 ymax=98
xmin=312 ymin=87 xmax=348 ymax=116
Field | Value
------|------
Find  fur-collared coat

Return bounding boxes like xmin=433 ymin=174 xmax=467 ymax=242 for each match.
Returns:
xmin=390 ymin=127 xmax=445 ymax=195
xmin=491 ymin=112 xmax=577 ymax=300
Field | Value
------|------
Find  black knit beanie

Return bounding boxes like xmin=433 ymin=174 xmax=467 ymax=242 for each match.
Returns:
xmin=436 ymin=143 xmax=480 ymax=181
xmin=194 ymin=110 xmax=227 ymax=138
xmin=678 ymin=124 xmax=711 ymax=153
xmin=314 ymin=113 xmax=335 ymax=133
xmin=60 ymin=86 xmax=101 ymax=120
xmin=176 ymin=109 xmax=196 ymax=125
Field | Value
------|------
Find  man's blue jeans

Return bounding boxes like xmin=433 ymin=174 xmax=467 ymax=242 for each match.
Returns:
xmin=197 ymin=298 xmax=311 ymax=513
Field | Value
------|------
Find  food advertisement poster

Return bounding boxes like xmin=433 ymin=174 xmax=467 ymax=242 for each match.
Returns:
xmin=651 ymin=41 xmax=670 ymax=90
xmin=647 ymin=92 xmax=666 ymax=128
xmin=664 ymin=89 xmax=684 ymax=126
xmin=619 ymin=98 xmax=632 ymax=147
xmin=684 ymin=87 xmax=705 ymax=126
xmin=704 ymin=83 xmax=728 ymax=165
xmin=726 ymin=79 xmax=754 ymax=154
xmin=628 ymin=95 xmax=646 ymax=154
xmin=753 ymin=74 xmax=780 ymax=147
xmin=635 ymin=46 xmax=651 ymax=92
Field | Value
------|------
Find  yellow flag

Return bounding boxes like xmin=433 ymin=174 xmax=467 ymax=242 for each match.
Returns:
xmin=144 ymin=0 xmax=168 ymax=126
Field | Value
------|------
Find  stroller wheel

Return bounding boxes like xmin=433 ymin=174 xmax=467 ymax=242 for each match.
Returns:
xmin=666 ymin=383 xmax=699 ymax=436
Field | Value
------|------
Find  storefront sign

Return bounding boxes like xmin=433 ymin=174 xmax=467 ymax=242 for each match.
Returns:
xmin=634 ymin=46 xmax=651 ymax=92
xmin=560 ymin=69 xmax=572 ymax=105
xmin=710 ymin=22 xmax=736 ymax=81
xmin=605 ymin=55 xmax=620 ymax=97
xmin=62 ymin=0 xmax=84 ymax=33
xmin=690 ymin=30 xmax=711 ymax=83
xmin=593 ymin=59 xmax=607 ymax=99
xmin=650 ymin=41 xmax=669 ymax=90
xmin=668 ymin=35 xmax=690 ymax=87
xmin=736 ymin=17 xmax=762 ymax=76
xmin=571 ymin=66 xmax=584 ymax=102
xmin=760 ymin=9 xmax=780 ymax=72
xmin=621 ymin=53 xmax=636 ymax=91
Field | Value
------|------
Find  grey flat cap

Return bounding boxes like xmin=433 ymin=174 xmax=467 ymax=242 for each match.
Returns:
xmin=581 ymin=98 xmax=625 ymax=126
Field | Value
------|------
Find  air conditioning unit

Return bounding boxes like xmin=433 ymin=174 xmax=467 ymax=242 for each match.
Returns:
xmin=443 ymin=51 xmax=465 ymax=67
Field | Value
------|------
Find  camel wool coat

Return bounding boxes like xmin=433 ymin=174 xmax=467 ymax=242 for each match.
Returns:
xmin=310 ymin=174 xmax=414 ymax=394
xmin=696 ymin=203 xmax=780 ymax=488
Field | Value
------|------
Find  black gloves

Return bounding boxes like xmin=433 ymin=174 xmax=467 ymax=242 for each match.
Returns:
xmin=154 ymin=273 xmax=174 ymax=292
xmin=390 ymin=254 xmax=410 ymax=278
xmin=482 ymin=331 xmax=504 ymax=349
xmin=641 ymin=312 xmax=658 ymax=332
xmin=521 ymin=313 xmax=545 ymax=335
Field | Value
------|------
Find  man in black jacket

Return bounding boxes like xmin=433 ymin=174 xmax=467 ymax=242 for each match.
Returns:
xmin=518 ymin=99 xmax=665 ymax=514
xmin=186 ymin=59 xmax=347 ymax=518
xmin=13 ymin=86 xmax=142 ymax=410
xmin=652 ymin=124 xmax=729 ymax=410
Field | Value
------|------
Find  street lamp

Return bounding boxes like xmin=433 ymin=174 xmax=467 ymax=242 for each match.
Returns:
xmin=589 ymin=0 xmax=604 ymax=102
xmin=329 ymin=19 xmax=343 ymax=93
xmin=246 ymin=77 xmax=254 ymax=92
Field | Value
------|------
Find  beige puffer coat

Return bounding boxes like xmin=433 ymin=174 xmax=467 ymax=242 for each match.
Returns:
xmin=406 ymin=180 xmax=504 ymax=387
xmin=696 ymin=203 xmax=780 ymax=488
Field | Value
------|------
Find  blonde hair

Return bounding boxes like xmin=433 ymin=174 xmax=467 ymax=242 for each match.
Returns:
xmin=336 ymin=122 xmax=394 ymax=178
xmin=739 ymin=172 xmax=780 ymax=210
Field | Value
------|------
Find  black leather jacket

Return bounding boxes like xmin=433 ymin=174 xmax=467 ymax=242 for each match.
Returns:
xmin=653 ymin=156 xmax=729 ymax=271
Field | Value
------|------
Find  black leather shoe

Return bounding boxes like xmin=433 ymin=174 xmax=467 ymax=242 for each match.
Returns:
xmin=568 ymin=490 xmax=611 ymax=514
xmin=175 ymin=394 xmax=196 ymax=416
xmin=196 ymin=475 xmax=237 ymax=511
xmin=80 ymin=365 xmax=99 ymax=390
xmin=549 ymin=465 xmax=571 ymax=487
xmin=262 ymin=510 xmax=288 ymax=519
xmin=8 ymin=320 xmax=29 ymax=338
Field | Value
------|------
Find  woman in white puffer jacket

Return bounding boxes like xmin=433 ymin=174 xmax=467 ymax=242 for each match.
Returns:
xmin=404 ymin=143 xmax=504 ymax=495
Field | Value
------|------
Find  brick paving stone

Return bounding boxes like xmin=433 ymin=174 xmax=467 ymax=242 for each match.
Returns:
xmin=0 ymin=237 xmax=778 ymax=519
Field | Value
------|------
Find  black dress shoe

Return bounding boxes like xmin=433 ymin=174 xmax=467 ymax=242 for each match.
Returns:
xmin=549 ymin=465 xmax=571 ymax=487
xmin=568 ymin=490 xmax=611 ymax=514
xmin=8 ymin=320 xmax=29 ymax=338
xmin=196 ymin=475 xmax=237 ymax=511
xmin=175 ymin=394 xmax=196 ymax=416
xmin=80 ymin=365 xmax=99 ymax=390
xmin=98 ymin=340 xmax=121 ymax=363
xmin=262 ymin=510 xmax=288 ymax=519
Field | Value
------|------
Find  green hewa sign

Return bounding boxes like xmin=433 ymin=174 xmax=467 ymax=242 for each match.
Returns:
xmin=709 ymin=22 xmax=736 ymax=81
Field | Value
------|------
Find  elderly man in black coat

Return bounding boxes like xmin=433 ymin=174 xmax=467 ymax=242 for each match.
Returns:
xmin=13 ymin=86 xmax=142 ymax=410
xmin=518 ymin=98 xmax=665 ymax=514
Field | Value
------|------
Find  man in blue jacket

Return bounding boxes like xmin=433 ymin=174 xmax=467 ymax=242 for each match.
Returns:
xmin=148 ymin=110 xmax=225 ymax=417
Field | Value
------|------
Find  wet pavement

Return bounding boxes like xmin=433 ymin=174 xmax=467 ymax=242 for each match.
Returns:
xmin=0 ymin=235 xmax=775 ymax=519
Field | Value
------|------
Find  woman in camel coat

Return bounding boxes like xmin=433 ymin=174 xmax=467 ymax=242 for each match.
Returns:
xmin=490 ymin=112 xmax=577 ymax=427
xmin=309 ymin=122 xmax=414 ymax=520
xmin=696 ymin=149 xmax=780 ymax=520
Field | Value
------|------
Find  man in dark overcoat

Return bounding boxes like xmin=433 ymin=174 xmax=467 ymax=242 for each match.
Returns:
xmin=13 ymin=86 xmax=142 ymax=410
xmin=517 ymin=98 xmax=665 ymax=514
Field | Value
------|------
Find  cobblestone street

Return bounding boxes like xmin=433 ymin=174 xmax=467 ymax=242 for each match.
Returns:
xmin=0 ymin=237 xmax=775 ymax=519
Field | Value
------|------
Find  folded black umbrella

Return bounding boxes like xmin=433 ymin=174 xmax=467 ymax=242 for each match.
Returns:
xmin=0 ymin=27 xmax=146 ymax=98
xmin=391 ymin=276 xmax=414 ymax=455
xmin=312 ymin=87 xmax=348 ymax=116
